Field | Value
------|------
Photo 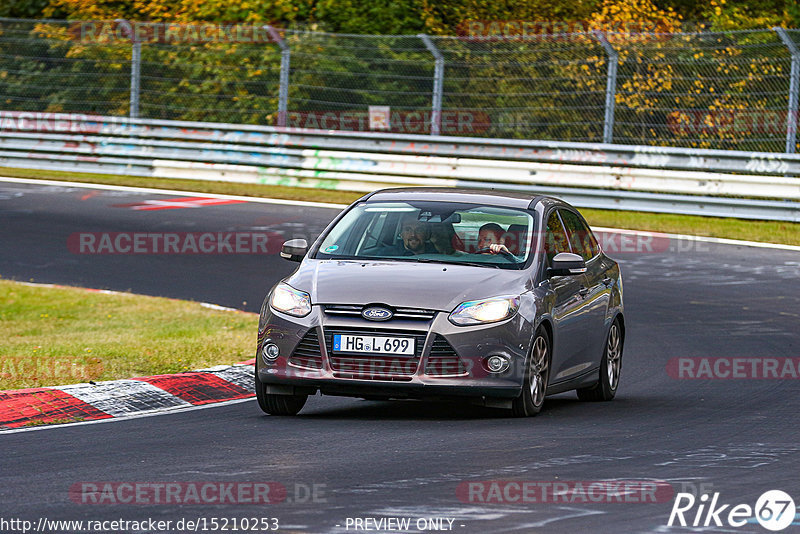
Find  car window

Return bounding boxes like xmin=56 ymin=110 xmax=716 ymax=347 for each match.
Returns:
xmin=356 ymin=209 xmax=390 ymax=251
xmin=587 ymin=227 xmax=600 ymax=257
xmin=314 ymin=201 xmax=535 ymax=270
xmin=544 ymin=211 xmax=570 ymax=266
xmin=559 ymin=209 xmax=599 ymax=261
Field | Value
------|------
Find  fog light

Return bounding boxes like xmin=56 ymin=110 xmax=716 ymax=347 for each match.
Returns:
xmin=486 ymin=355 xmax=510 ymax=373
xmin=262 ymin=342 xmax=280 ymax=363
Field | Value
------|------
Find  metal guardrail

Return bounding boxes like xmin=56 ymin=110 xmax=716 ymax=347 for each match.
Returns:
xmin=3 ymin=111 xmax=800 ymax=174
xmin=0 ymin=111 xmax=799 ymax=222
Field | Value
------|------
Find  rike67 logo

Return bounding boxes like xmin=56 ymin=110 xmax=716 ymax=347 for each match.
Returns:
xmin=668 ymin=490 xmax=796 ymax=531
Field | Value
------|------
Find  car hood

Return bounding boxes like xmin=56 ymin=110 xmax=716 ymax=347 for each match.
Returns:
xmin=285 ymin=259 xmax=530 ymax=312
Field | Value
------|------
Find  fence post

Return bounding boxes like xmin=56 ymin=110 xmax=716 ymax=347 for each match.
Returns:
xmin=266 ymin=26 xmax=290 ymax=127
xmin=593 ymin=30 xmax=618 ymax=144
xmin=130 ymin=41 xmax=141 ymax=118
xmin=774 ymin=27 xmax=799 ymax=154
xmin=117 ymin=19 xmax=141 ymax=119
xmin=419 ymin=34 xmax=444 ymax=136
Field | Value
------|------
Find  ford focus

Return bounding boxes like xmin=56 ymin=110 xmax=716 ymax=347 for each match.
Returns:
xmin=256 ymin=188 xmax=624 ymax=417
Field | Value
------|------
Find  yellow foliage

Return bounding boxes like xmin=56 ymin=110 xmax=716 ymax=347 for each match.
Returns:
xmin=584 ymin=0 xmax=683 ymax=115
xmin=587 ymin=0 xmax=682 ymax=39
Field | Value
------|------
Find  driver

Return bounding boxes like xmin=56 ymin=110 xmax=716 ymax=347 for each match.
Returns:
xmin=477 ymin=223 xmax=511 ymax=255
xmin=398 ymin=215 xmax=436 ymax=255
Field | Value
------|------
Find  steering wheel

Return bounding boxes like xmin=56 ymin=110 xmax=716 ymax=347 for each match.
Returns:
xmin=475 ymin=247 xmax=516 ymax=262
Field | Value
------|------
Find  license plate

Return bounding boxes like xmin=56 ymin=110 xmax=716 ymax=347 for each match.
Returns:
xmin=333 ymin=334 xmax=415 ymax=356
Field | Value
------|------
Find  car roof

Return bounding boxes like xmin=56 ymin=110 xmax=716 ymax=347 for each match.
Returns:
xmin=365 ymin=187 xmax=564 ymax=210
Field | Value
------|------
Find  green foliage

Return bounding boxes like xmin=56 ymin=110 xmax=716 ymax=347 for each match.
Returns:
xmin=174 ymin=0 xmax=315 ymax=26
xmin=0 ymin=0 xmax=55 ymax=19
xmin=0 ymin=0 xmax=797 ymax=151
xmin=8 ymin=0 xmax=797 ymax=34
xmin=418 ymin=0 xmax=602 ymax=35
xmin=311 ymin=0 xmax=427 ymax=34
xmin=702 ymin=0 xmax=799 ymax=30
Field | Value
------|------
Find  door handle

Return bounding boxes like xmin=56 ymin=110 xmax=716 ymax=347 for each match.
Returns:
xmin=603 ymin=277 xmax=613 ymax=287
xmin=579 ymin=286 xmax=589 ymax=297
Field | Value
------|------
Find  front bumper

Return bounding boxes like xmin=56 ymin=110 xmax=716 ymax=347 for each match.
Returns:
xmin=256 ymin=303 xmax=533 ymax=400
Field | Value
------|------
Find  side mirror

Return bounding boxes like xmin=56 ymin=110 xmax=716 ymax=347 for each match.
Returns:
xmin=280 ymin=239 xmax=308 ymax=262
xmin=548 ymin=252 xmax=586 ymax=277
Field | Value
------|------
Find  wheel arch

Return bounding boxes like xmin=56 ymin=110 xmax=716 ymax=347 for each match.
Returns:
xmin=536 ymin=316 xmax=554 ymax=347
xmin=614 ymin=311 xmax=625 ymax=342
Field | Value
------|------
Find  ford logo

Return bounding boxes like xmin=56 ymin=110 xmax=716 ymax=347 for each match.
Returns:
xmin=362 ymin=306 xmax=393 ymax=321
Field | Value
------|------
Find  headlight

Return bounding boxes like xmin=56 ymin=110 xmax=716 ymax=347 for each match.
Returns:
xmin=269 ymin=283 xmax=312 ymax=317
xmin=449 ymin=296 xmax=520 ymax=326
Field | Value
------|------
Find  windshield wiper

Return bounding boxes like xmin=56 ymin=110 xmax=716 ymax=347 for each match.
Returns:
xmin=456 ymin=261 xmax=501 ymax=269
xmin=406 ymin=257 xmax=504 ymax=268
xmin=327 ymin=256 xmax=509 ymax=269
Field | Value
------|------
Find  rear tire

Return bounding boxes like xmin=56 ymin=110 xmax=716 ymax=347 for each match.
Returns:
xmin=577 ymin=318 xmax=623 ymax=402
xmin=511 ymin=327 xmax=550 ymax=417
xmin=255 ymin=373 xmax=307 ymax=416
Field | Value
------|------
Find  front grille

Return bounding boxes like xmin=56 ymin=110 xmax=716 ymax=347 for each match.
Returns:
xmin=330 ymin=356 xmax=417 ymax=381
xmin=324 ymin=304 xmax=436 ymax=321
xmin=288 ymin=329 xmax=323 ymax=370
xmin=325 ymin=327 xmax=426 ymax=380
xmin=394 ymin=307 xmax=437 ymax=320
xmin=323 ymin=305 xmax=362 ymax=317
xmin=425 ymin=335 xmax=468 ymax=376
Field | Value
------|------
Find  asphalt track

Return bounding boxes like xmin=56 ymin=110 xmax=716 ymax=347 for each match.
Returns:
xmin=1 ymin=180 xmax=799 ymax=534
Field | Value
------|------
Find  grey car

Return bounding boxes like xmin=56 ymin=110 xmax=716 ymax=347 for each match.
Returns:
xmin=256 ymin=188 xmax=624 ymax=417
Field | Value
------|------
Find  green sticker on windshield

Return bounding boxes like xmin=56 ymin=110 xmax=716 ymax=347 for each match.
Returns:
xmin=324 ymin=245 xmax=339 ymax=253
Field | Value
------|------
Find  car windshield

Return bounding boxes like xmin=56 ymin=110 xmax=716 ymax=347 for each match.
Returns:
xmin=313 ymin=201 xmax=535 ymax=269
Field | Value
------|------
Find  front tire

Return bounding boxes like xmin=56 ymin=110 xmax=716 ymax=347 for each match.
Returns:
xmin=512 ymin=327 xmax=550 ymax=417
xmin=577 ymin=318 xmax=623 ymax=402
xmin=255 ymin=373 xmax=307 ymax=416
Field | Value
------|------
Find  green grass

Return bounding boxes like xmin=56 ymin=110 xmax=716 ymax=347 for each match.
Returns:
xmin=579 ymin=208 xmax=800 ymax=246
xmin=0 ymin=279 xmax=258 ymax=391
xmin=1 ymin=166 xmax=798 ymax=246
xmin=23 ymin=417 xmax=86 ymax=427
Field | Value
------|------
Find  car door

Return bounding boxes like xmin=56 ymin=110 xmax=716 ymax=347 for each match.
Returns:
xmin=540 ymin=210 xmax=593 ymax=383
xmin=559 ymin=208 xmax=611 ymax=368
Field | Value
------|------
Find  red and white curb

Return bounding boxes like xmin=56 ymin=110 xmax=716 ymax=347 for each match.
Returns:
xmin=0 ymin=359 xmax=257 ymax=430
xmin=0 ymin=281 xmax=258 ymax=430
